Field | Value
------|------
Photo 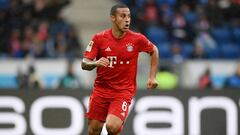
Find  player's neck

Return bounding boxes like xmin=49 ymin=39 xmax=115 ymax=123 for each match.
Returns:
xmin=111 ymin=27 xmax=126 ymax=39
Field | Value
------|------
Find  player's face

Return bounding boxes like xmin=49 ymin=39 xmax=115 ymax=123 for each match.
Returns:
xmin=112 ymin=8 xmax=131 ymax=32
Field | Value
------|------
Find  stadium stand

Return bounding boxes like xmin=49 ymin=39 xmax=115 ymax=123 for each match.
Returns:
xmin=120 ymin=0 xmax=240 ymax=59
xmin=0 ymin=0 xmax=82 ymax=59
xmin=0 ymin=0 xmax=240 ymax=90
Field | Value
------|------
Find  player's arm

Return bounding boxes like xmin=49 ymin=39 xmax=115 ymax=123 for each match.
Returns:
xmin=147 ymin=45 xmax=159 ymax=89
xmin=81 ymin=57 xmax=110 ymax=71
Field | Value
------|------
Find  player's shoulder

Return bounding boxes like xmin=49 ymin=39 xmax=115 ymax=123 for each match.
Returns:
xmin=128 ymin=30 xmax=145 ymax=38
xmin=93 ymin=29 xmax=111 ymax=38
xmin=127 ymin=30 xmax=147 ymax=42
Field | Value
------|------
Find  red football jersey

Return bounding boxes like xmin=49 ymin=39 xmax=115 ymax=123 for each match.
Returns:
xmin=84 ymin=29 xmax=154 ymax=98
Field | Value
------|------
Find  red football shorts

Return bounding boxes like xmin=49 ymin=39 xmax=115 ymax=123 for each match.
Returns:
xmin=85 ymin=91 xmax=131 ymax=122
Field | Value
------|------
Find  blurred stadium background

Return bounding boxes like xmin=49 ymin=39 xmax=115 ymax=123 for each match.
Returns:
xmin=0 ymin=0 xmax=239 ymax=135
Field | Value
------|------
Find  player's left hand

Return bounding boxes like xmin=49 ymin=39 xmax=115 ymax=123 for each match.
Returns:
xmin=147 ymin=78 xmax=158 ymax=89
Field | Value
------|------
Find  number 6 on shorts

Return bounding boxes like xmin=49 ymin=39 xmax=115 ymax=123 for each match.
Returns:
xmin=121 ymin=101 xmax=127 ymax=112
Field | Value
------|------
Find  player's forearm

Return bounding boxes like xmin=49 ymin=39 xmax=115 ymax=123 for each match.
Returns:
xmin=149 ymin=46 xmax=159 ymax=78
xmin=81 ymin=58 xmax=97 ymax=71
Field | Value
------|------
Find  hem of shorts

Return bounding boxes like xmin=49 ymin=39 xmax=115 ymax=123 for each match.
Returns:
xmin=85 ymin=113 xmax=106 ymax=122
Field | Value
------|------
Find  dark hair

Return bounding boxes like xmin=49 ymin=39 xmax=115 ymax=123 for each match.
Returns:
xmin=110 ymin=4 xmax=128 ymax=16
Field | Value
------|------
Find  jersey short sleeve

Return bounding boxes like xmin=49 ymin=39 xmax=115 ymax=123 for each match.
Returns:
xmin=138 ymin=34 xmax=154 ymax=54
xmin=84 ymin=35 xmax=99 ymax=60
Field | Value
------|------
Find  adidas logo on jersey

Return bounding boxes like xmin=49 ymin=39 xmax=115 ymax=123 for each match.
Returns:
xmin=120 ymin=112 xmax=125 ymax=117
xmin=105 ymin=47 xmax=112 ymax=52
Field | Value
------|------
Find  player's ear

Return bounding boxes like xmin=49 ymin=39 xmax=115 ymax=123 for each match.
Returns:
xmin=110 ymin=15 xmax=116 ymax=22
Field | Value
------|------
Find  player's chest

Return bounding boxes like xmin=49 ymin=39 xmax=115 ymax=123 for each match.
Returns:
xmin=98 ymin=40 xmax=138 ymax=60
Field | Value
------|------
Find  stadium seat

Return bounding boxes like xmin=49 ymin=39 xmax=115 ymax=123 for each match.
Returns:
xmin=205 ymin=47 xmax=220 ymax=59
xmin=120 ymin=0 xmax=131 ymax=6
xmin=50 ymin=21 xmax=70 ymax=37
xmin=198 ymin=0 xmax=209 ymax=5
xmin=232 ymin=27 xmax=240 ymax=44
xmin=43 ymin=74 xmax=61 ymax=89
xmin=211 ymin=75 xmax=226 ymax=89
xmin=145 ymin=26 xmax=168 ymax=45
xmin=0 ymin=75 xmax=17 ymax=89
xmin=135 ymin=0 xmax=146 ymax=8
xmin=211 ymin=27 xmax=232 ymax=44
xmin=156 ymin=0 xmax=177 ymax=6
xmin=220 ymin=44 xmax=240 ymax=59
xmin=0 ymin=0 xmax=9 ymax=9
xmin=184 ymin=12 xmax=197 ymax=24
xmin=181 ymin=43 xmax=193 ymax=58
xmin=157 ymin=43 xmax=171 ymax=58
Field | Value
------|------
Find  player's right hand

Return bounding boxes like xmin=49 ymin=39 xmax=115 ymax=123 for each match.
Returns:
xmin=96 ymin=57 xmax=109 ymax=67
xmin=147 ymin=78 xmax=158 ymax=89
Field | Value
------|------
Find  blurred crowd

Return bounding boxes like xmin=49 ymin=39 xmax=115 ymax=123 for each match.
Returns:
xmin=198 ymin=64 xmax=240 ymax=90
xmin=0 ymin=0 xmax=240 ymax=90
xmin=155 ymin=63 xmax=240 ymax=90
xmin=120 ymin=0 xmax=240 ymax=61
xmin=0 ymin=0 xmax=82 ymax=59
xmin=16 ymin=61 xmax=80 ymax=90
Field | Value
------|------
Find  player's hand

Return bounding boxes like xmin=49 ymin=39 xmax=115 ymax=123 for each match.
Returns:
xmin=147 ymin=78 xmax=158 ymax=89
xmin=96 ymin=57 xmax=109 ymax=67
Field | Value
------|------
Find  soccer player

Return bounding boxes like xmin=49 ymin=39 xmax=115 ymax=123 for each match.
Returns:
xmin=82 ymin=3 xmax=159 ymax=135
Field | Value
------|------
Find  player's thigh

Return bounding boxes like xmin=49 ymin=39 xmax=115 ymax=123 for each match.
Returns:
xmin=88 ymin=119 xmax=104 ymax=133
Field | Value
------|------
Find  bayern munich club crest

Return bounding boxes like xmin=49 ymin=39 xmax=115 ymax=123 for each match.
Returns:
xmin=126 ymin=43 xmax=134 ymax=52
